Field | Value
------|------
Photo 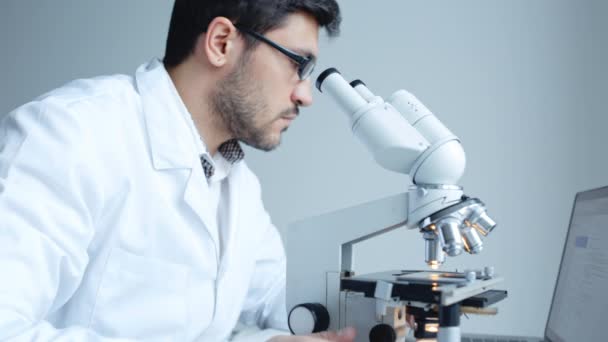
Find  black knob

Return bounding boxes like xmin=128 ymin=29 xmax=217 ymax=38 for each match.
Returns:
xmin=369 ymin=323 xmax=396 ymax=342
xmin=288 ymin=303 xmax=330 ymax=335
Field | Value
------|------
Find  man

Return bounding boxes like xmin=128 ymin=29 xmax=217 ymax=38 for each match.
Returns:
xmin=0 ymin=1 xmax=355 ymax=341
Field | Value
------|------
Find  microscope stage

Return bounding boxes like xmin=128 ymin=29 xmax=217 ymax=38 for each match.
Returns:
xmin=340 ymin=270 xmax=507 ymax=307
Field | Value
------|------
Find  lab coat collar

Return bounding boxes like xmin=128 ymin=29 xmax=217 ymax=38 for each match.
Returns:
xmin=136 ymin=59 xmax=221 ymax=254
xmin=135 ymin=59 xmax=197 ymax=170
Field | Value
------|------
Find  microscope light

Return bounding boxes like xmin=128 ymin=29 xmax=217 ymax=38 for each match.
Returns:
xmin=425 ymin=323 xmax=439 ymax=333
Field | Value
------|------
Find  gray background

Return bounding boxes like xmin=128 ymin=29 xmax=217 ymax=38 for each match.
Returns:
xmin=1 ymin=0 xmax=607 ymax=337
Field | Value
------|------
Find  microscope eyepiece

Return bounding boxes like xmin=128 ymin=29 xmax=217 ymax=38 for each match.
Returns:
xmin=316 ymin=67 xmax=341 ymax=92
xmin=349 ymin=79 xmax=366 ymax=88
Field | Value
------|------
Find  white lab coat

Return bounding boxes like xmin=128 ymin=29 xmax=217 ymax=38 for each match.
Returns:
xmin=0 ymin=59 xmax=288 ymax=341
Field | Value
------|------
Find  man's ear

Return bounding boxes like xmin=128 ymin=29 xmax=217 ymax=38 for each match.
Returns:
xmin=195 ymin=17 xmax=240 ymax=68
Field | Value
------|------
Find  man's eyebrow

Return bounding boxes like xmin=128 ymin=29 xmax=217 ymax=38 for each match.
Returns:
xmin=293 ymin=48 xmax=317 ymax=59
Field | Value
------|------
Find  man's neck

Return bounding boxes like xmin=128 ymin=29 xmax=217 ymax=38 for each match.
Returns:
xmin=167 ymin=62 xmax=231 ymax=156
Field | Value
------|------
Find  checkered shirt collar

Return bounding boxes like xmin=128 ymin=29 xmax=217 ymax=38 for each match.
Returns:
xmin=200 ymin=139 xmax=244 ymax=179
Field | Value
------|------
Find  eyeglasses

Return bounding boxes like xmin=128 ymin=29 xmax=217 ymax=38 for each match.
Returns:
xmin=235 ymin=25 xmax=316 ymax=81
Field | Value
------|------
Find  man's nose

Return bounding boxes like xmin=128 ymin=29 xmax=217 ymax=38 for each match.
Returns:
xmin=291 ymin=79 xmax=313 ymax=107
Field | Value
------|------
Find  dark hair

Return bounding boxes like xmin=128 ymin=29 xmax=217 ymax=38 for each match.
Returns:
xmin=163 ymin=0 xmax=341 ymax=68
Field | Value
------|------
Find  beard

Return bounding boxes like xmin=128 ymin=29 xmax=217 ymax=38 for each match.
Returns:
xmin=211 ymin=56 xmax=297 ymax=152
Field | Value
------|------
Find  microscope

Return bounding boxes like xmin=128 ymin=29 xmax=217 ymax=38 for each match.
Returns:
xmin=286 ymin=68 xmax=506 ymax=342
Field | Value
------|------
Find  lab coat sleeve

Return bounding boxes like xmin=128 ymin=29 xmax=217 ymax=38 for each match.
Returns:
xmin=0 ymin=100 xmax=132 ymax=341
xmin=237 ymin=175 xmax=289 ymax=333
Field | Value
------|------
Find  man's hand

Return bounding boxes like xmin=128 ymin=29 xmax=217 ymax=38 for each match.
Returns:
xmin=268 ymin=327 xmax=356 ymax=342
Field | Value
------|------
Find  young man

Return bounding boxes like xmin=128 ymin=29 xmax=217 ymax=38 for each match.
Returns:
xmin=0 ymin=1 xmax=354 ymax=341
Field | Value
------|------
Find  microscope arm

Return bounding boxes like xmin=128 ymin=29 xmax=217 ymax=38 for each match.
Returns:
xmin=286 ymin=193 xmax=408 ymax=332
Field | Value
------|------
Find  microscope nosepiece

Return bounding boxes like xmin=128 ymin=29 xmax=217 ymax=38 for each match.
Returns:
xmin=420 ymin=197 xmax=496 ymax=265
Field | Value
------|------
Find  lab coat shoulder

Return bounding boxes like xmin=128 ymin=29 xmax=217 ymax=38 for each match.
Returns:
xmin=34 ymin=74 xmax=141 ymax=139
xmin=36 ymin=74 xmax=135 ymax=104
xmin=6 ymin=74 xmax=141 ymax=157
xmin=3 ymin=74 xmax=144 ymax=213
xmin=0 ymin=78 xmax=127 ymax=211
xmin=0 ymin=76 xmax=139 ymax=340
xmin=40 ymin=74 xmax=142 ymax=145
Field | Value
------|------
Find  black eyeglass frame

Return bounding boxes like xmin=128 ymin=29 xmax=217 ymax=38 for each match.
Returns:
xmin=235 ymin=25 xmax=316 ymax=81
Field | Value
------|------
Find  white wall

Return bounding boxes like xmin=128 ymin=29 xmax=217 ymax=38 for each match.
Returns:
xmin=1 ymin=0 xmax=607 ymax=337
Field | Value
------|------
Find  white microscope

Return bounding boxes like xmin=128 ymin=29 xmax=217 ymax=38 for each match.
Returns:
xmin=286 ymin=68 xmax=506 ymax=342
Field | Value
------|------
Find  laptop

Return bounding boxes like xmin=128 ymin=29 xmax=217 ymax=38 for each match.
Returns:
xmin=462 ymin=186 xmax=608 ymax=342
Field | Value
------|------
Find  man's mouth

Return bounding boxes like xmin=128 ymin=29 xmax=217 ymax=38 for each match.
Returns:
xmin=280 ymin=107 xmax=299 ymax=121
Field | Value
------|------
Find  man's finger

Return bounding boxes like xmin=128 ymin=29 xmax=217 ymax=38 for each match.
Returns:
xmin=312 ymin=327 xmax=356 ymax=342
xmin=406 ymin=313 xmax=417 ymax=330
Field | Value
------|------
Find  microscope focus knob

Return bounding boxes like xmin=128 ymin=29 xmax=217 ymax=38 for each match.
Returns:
xmin=288 ymin=303 xmax=330 ymax=335
xmin=369 ymin=323 xmax=397 ymax=342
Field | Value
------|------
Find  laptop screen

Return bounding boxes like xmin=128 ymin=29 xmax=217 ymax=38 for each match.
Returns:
xmin=545 ymin=186 xmax=608 ymax=341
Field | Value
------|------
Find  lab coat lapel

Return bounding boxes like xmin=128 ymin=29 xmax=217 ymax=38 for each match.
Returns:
xmin=217 ymin=165 xmax=241 ymax=278
xmin=184 ymin=166 xmax=219 ymax=249
xmin=135 ymin=60 xmax=219 ymax=249
xmin=136 ymin=60 xmax=191 ymax=171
